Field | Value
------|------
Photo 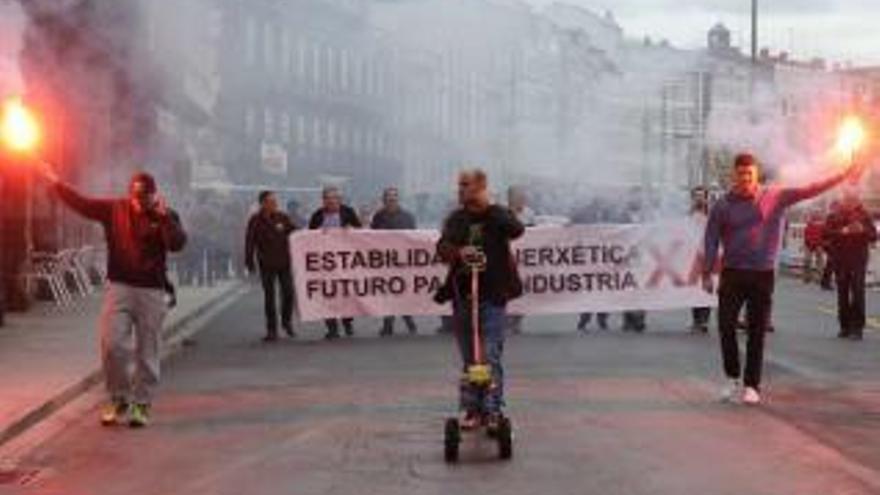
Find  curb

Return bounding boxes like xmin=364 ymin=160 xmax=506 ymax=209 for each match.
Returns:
xmin=0 ymin=282 xmax=248 ymax=449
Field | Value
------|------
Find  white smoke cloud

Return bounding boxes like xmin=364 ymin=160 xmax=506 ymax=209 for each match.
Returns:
xmin=0 ymin=0 xmax=25 ymax=96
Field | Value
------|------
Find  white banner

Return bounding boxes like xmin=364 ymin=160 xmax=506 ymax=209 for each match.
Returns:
xmin=290 ymin=220 xmax=715 ymax=321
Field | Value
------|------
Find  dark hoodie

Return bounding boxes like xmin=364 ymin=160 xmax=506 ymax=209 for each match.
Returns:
xmin=54 ymin=183 xmax=187 ymax=289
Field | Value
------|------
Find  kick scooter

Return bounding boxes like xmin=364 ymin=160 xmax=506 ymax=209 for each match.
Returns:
xmin=443 ymin=249 xmax=513 ymax=463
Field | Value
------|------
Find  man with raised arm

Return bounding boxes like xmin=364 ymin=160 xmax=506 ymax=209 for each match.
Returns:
xmin=703 ymin=153 xmax=862 ymax=405
xmin=38 ymin=163 xmax=187 ymax=427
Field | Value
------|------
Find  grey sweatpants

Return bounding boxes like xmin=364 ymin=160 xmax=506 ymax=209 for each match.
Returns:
xmin=99 ymin=283 xmax=168 ymax=404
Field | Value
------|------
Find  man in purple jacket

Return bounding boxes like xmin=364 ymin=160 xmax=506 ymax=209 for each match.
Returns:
xmin=703 ymin=153 xmax=862 ymax=405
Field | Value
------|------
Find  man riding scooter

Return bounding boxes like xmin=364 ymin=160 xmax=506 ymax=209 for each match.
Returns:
xmin=435 ymin=169 xmax=524 ymax=432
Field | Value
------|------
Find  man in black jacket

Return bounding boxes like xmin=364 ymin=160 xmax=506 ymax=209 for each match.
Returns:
xmin=371 ymin=187 xmax=418 ymax=336
xmin=436 ymin=169 xmax=524 ymax=430
xmin=824 ymin=191 xmax=877 ymax=340
xmin=309 ymin=185 xmax=362 ymax=339
xmin=246 ymin=190 xmax=297 ymax=342
xmin=38 ymin=163 xmax=186 ymax=428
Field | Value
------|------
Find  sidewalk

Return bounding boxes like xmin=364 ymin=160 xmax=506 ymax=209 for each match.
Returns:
xmin=0 ymin=281 xmax=246 ymax=448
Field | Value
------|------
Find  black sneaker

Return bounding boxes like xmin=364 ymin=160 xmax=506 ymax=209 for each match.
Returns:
xmin=485 ymin=412 xmax=502 ymax=437
xmin=324 ymin=331 xmax=340 ymax=341
xmin=262 ymin=333 xmax=279 ymax=343
xmin=283 ymin=324 xmax=296 ymax=338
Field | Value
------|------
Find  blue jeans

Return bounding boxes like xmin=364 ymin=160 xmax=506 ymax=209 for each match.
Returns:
xmin=452 ymin=301 xmax=506 ymax=414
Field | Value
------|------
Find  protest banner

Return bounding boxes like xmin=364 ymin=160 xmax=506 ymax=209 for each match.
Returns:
xmin=290 ymin=220 xmax=714 ymax=321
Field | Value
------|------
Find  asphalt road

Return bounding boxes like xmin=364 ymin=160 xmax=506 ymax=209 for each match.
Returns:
xmin=5 ymin=278 xmax=880 ymax=495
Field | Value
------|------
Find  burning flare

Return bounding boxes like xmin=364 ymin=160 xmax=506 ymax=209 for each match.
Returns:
xmin=1 ymin=97 xmax=41 ymax=153
xmin=834 ymin=116 xmax=867 ymax=159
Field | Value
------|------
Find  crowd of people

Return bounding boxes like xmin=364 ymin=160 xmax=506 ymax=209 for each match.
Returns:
xmin=27 ymin=149 xmax=875 ymax=427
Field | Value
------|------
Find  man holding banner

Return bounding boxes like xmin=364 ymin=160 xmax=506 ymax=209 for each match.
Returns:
xmin=435 ymin=169 xmax=524 ymax=430
xmin=309 ymin=185 xmax=362 ymax=339
xmin=703 ymin=153 xmax=863 ymax=406
xmin=370 ymin=187 xmax=418 ymax=336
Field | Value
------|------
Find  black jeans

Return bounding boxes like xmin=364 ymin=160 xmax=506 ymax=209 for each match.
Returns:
xmin=260 ymin=267 xmax=294 ymax=336
xmin=717 ymin=269 xmax=775 ymax=389
xmin=622 ymin=311 xmax=646 ymax=331
xmin=835 ymin=265 xmax=866 ymax=336
xmin=691 ymin=307 xmax=711 ymax=327
xmin=382 ymin=315 xmax=417 ymax=333
xmin=578 ymin=312 xmax=608 ymax=329
xmin=821 ymin=256 xmax=835 ymax=288
xmin=325 ymin=318 xmax=353 ymax=336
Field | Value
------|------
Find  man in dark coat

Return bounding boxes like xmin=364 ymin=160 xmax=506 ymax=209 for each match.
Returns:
xmin=824 ymin=191 xmax=877 ymax=340
xmin=436 ymin=169 xmax=524 ymax=430
xmin=245 ymin=190 xmax=297 ymax=342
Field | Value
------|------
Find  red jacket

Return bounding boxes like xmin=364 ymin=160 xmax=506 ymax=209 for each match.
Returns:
xmin=803 ymin=220 xmax=824 ymax=250
xmin=55 ymin=183 xmax=187 ymax=289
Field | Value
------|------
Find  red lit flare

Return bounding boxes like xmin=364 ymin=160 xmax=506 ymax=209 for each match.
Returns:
xmin=1 ymin=97 xmax=41 ymax=154
xmin=834 ymin=116 xmax=867 ymax=160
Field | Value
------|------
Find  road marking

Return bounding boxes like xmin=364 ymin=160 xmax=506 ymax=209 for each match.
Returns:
xmin=816 ymin=305 xmax=880 ymax=331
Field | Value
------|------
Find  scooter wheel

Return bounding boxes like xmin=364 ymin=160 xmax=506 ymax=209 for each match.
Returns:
xmin=497 ymin=416 xmax=513 ymax=460
xmin=444 ymin=418 xmax=460 ymax=463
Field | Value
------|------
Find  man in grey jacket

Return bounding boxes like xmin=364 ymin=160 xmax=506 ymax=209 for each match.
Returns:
xmin=371 ymin=187 xmax=418 ymax=336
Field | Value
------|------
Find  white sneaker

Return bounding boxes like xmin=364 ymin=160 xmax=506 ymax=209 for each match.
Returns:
xmin=742 ymin=387 xmax=762 ymax=405
xmin=719 ymin=379 xmax=740 ymax=403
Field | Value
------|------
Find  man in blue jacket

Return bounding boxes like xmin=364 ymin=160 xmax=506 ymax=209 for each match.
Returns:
xmin=703 ymin=153 xmax=862 ymax=405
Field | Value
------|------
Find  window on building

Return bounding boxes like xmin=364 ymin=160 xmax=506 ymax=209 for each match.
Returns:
xmin=297 ymin=115 xmax=307 ymax=145
xmin=326 ymin=120 xmax=336 ymax=150
xmin=338 ymin=124 xmax=348 ymax=151
xmin=297 ymin=38 xmax=307 ymax=81
xmin=313 ymin=43 xmax=322 ymax=91
xmin=279 ymin=112 xmax=291 ymax=143
xmin=365 ymin=129 xmax=373 ymax=154
xmin=244 ymin=105 xmax=256 ymax=135
xmin=340 ymin=50 xmax=349 ymax=91
xmin=280 ymin=31 xmax=290 ymax=78
xmin=326 ymin=45 xmax=335 ymax=92
xmin=264 ymin=107 xmax=274 ymax=140
xmin=244 ymin=17 xmax=257 ymax=66
xmin=352 ymin=127 xmax=361 ymax=152
xmin=263 ymin=22 xmax=274 ymax=70
xmin=375 ymin=64 xmax=384 ymax=96
xmin=364 ymin=62 xmax=373 ymax=95
xmin=313 ymin=117 xmax=323 ymax=148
